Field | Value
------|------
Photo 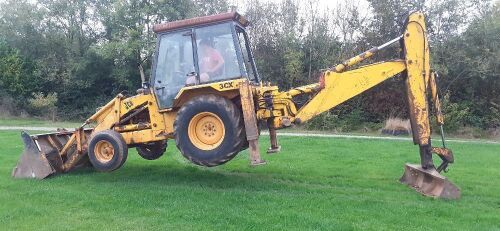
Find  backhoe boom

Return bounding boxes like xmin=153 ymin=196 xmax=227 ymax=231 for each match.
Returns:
xmin=253 ymin=12 xmax=460 ymax=199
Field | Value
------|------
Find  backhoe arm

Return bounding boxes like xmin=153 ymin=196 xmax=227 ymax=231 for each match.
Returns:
xmin=293 ymin=61 xmax=406 ymax=123
xmin=293 ymin=12 xmax=437 ymax=152
xmin=254 ymin=12 xmax=460 ymax=199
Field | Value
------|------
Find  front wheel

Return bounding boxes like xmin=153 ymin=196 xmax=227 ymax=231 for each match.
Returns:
xmin=174 ymin=95 xmax=245 ymax=167
xmin=88 ymin=130 xmax=128 ymax=172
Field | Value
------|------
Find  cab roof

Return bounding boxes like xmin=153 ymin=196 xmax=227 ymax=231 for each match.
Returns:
xmin=153 ymin=12 xmax=249 ymax=34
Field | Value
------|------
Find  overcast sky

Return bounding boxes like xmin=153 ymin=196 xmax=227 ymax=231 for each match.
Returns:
xmin=228 ymin=0 xmax=371 ymax=15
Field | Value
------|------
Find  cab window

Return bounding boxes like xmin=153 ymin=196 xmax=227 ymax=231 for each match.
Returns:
xmin=195 ymin=23 xmax=241 ymax=83
xmin=154 ymin=30 xmax=195 ymax=109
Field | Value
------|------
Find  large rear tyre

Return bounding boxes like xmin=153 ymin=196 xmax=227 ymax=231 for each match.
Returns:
xmin=136 ymin=141 xmax=167 ymax=160
xmin=88 ymin=130 xmax=128 ymax=172
xmin=174 ymin=95 xmax=245 ymax=166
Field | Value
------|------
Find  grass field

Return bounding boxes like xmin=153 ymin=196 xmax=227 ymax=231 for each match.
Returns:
xmin=1 ymin=129 xmax=499 ymax=230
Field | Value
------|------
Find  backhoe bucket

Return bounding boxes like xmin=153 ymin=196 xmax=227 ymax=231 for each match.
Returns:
xmin=12 ymin=129 xmax=92 ymax=179
xmin=400 ymin=163 xmax=460 ymax=199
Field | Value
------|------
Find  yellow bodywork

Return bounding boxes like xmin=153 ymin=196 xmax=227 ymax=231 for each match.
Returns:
xmin=84 ymin=79 xmax=245 ymax=146
xmin=12 ymin=11 xmax=458 ymax=199
xmin=65 ymin=12 xmax=437 ymax=154
xmin=294 ymin=61 xmax=406 ymax=122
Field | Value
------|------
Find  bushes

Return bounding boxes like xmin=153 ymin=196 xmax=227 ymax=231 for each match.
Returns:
xmin=440 ymin=92 xmax=479 ymax=132
xmin=304 ymin=108 xmax=370 ymax=132
xmin=0 ymin=41 xmax=40 ymax=99
xmin=28 ymin=92 xmax=58 ymax=121
xmin=0 ymin=90 xmax=17 ymax=117
xmin=0 ymin=0 xmax=497 ymax=134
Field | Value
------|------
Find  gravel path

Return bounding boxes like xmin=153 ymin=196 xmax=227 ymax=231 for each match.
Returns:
xmin=1 ymin=126 xmax=498 ymax=145
xmin=262 ymin=132 xmax=500 ymax=145
xmin=0 ymin=126 xmax=61 ymax=131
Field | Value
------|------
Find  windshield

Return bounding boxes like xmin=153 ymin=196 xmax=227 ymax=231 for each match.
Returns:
xmin=154 ymin=30 xmax=195 ymax=109
xmin=195 ymin=23 xmax=241 ymax=83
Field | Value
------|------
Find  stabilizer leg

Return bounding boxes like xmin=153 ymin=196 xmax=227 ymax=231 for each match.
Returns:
xmin=266 ymin=119 xmax=281 ymax=154
xmin=239 ymin=80 xmax=266 ymax=166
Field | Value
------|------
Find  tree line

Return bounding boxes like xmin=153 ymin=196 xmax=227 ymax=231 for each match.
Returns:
xmin=0 ymin=0 xmax=498 ymax=133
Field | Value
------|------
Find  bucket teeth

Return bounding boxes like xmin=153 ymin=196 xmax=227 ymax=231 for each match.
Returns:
xmin=12 ymin=131 xmax=56 ymax=179
xmin=400 ymin=163 xmax=461 ymax=199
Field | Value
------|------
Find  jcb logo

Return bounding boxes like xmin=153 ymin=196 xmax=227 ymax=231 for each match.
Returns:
xmin=124 ymin=101 xmax=133 ymax=110
xmin=219 ymin=82 xmax=234 ymax=89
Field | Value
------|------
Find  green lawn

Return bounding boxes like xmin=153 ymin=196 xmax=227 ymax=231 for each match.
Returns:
xmin=0 ymin=130 xmax=499 ymax=230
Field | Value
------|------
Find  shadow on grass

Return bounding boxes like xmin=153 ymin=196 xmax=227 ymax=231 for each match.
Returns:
xmin=47 ymin=163 xmax=282 ymax=191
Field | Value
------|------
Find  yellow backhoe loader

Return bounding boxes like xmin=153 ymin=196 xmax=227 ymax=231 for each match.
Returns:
xmin=12 ymin=11 xmax=460 ymax=199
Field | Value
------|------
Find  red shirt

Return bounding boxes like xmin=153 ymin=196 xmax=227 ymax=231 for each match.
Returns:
xmin=200 ymin=47 xmax=224 ymax=75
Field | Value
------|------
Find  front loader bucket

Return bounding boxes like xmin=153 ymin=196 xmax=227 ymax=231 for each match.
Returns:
xmin=12 ymin=129 xmax=93 ymax=179
xmin=400 ymin=163 xmax=460 ymax=199
xmin=12 ymin=132 xmax=56 ymax=179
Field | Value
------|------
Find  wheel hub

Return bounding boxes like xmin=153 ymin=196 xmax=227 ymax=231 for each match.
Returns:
xmin=188 ymin=112 xmax=225 ymax=150
xmin=94 ymin=140 xmax=115 ymax=163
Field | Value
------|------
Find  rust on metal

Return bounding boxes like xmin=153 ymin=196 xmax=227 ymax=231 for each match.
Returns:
xmin=400 ymin=163 xmax=460 ymax=199
xmin=239 ymin=80 xmax=265 ymax=165
xmin=115 ymin=123 xmax=151 ymax=132
xmin=432 ymin=147 xmax=454 ymax=163
xmin=76 ymin=128 xmax=82 ymax=154
xmin=429 ymin=72 xmax=444 ymax=125
xmin=60 ymin=134 xmax=77 ymax=158
xmin=12 ymin=129 xmax=93 ymax=179
xmin=153 ymin=12 xmax=249 ymax=34
xmin=113 ymin=105 xmax=147 ymax=127
xmin=266 ymin=118 xmax=281 ymax=154
xmin=46 ymin=135 xmax=62 ymax=152
xmin=12 ymin=131 xmax=56 ymax=179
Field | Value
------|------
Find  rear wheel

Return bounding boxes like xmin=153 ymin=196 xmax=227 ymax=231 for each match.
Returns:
xmin=88 ymin=130 xmax=128 ymax=172
xmin=136 ymin=141 xmax=167 ymax=160
xmin=174 ymin=95 xmax=245 ymax=166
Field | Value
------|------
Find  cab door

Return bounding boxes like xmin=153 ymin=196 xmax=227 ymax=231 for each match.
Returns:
xmin=153 ymin=30 xmax=196 ymax=109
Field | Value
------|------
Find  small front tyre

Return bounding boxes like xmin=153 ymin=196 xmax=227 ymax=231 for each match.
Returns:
xmin=88 ymin=130 xmax=128 ymax=172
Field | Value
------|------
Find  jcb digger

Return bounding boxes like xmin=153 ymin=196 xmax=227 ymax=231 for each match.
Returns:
xmin=12 ymin=11 xmax=460 ymax=199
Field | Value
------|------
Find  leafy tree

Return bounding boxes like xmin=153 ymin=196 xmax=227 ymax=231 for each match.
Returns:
xmin=0 ymin=0 xmax=498 ymax=132
xmin=0 ymin=41 xmax=40 ymax=99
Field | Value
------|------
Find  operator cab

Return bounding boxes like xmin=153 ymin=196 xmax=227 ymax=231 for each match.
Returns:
xmin=152 ymin=12 xmax=259 ymax=109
